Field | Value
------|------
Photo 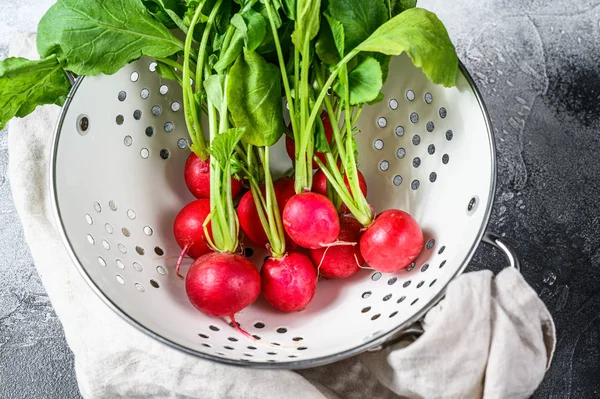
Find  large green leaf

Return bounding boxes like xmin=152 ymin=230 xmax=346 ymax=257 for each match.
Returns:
xmin=231 ymin=9 xmax=267 ymax=51
xmin=388 ymin=0 xmax=417 ymax=17
xmin=227 ymin=50 xmax=283 ymax=146
xmin=334 ymin=57 xmax=382 ymax=105
xmin=214 ymin=29 xmax=244 ymax=72
xmin=328 ymin=0 xmax=388 ymax=54
xmin=144 ymin=0 xmax=188 ymax=32
xmin=316 ymin=14 xmax=344 ymax=65
xmin=0 ymin=56 xmax=70 ymax=130
xmin=356 ymin=8 xmax=458 ymax=87
xmin=204 ymin=74 xmax=225 ymax=110
xmin=291 ymin=0 xmax=321 ymax=54
xmin=37 ymin=0 xmax=184 ymax=75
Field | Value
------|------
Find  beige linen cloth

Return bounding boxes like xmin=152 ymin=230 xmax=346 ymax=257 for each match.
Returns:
xmin=7 ymin=33 xmax=555 ymax=399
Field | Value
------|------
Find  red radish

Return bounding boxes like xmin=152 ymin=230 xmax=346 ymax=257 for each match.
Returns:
xmin=312 ymin=168 xmax=368 ymax=198
xmin=261 ymin=252 xmax=317 ymax=312
xmin=186 ymin=252 xmax=261 ymax=317
xmin=309 ymin=217 xmax=364 ymax=278
xmin=283 ymin=192 xmax=340 ymax=249
xmin=173 ymin=199 xmax=212 ymax=277
xmin=238 ymin=178 xmax=297 ymax=248
xmin=285 ymin=113 xmax=333 ymax=169
xmin=360 ymin=210 xmax=424 ymax=273
xmin=185 ymin=153 xmax=243 ymax=199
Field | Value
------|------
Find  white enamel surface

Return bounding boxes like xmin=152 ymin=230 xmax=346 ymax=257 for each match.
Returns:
xmin=53 ymin=55 xmax=493 ymax=365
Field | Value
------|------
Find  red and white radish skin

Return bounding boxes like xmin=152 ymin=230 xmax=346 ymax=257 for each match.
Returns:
xmin=309 ymin=216 xmax=364 ymax=279
xmin=238 ymin=178 xmax=296 ymax=248
xmin=185 ymin=153 xmax=243 ymax=199
xmin=312 ymin=168 xmax=368 ymax=198
xmin=359 ymin=210 xmax=424 ymax=273
xmin=261 ymin=252 xmax=317 ymax=312
xmin=283 ymin=192 xmax=340 ymax=249
xmin=185 ymin=252 xmax=261 ymax=317
xmin=173 ymin=199 xmax=212 ymax=259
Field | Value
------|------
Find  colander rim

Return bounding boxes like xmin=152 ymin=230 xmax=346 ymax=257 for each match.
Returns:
xmin=50 ymin=58 xmax=497 ymax=370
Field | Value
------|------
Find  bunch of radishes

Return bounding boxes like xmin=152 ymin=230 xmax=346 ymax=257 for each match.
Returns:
xmin=167 ymin=0 xmax=458 ymax=328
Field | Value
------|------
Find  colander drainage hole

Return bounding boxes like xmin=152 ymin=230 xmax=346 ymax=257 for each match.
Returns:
xmin=252 ymin=335 xmax=261 ymax=340
xmin=164 ymin=122 xmax=174 ymax=132
xmin=421 ymin=263 xmax=430 ymax=272
xmin=397 ymin=296 xmax=406 ymax=304
xmin=292 ymin=337 xmax=303 ymax=342
xmin=383 ymin=294 xmax=392 ymax=301
xmin=289 ymin=355 xmax=298 ymax=358
xmin=118 ymin=243 xmax=127 ymax=253
xmin=442 ymin=154 xmax=450 ymax=164
xmin=124 ymin=136 xmax=133 ymax=146
xmin=228 ymin=337 xmax=238 ymax=342
xmin=297 ymin=347 xmax=307 ymax=351
xmin=244 ymin=353 xmax=253 ymax=357
xmin=216 ymin=352 xmax=225 ymax=356
xmin=98 ymin=257 xmax=106 ymax=267
xmin=371 ymin=272 xmax=382 ymax=281
xmin=159 ymin=84 xmax=169 ymax=95
xmin=171 ymin=101 xmax=181 ymax=112
xmin=407 ymin=262 xmax=416 ymax=271
xmin=406 ymin=90 xmax=415 ymax=101
xmin=412 ymin=135 xmax=421 ymax=146
xmin=133 ymin=110 xmax=142 ymax=120
xmin=377 ymin=117 xmax=387 ymax=128
xmin=116 ymin=275 xmax=125 ymax=284
xmin=430 ymin=279 xmax=438 ymax=287
xmin=116 ymin=259 xmax=125 ymax=269
xmin=411 ymin=298 xmax=419 ymax=306
xmin=412 ymin=157 xmax=421 ymax=168
xmin=149 ymin=61 xmax=157 ymax=72
xmin=424 ymin=93 xmax=433 ymax=104
xmin=371 ymin=314 xmax=381 ymax=320
xmin=374 ymin=139 xmax=384 ymax=150
xmin=133 ymin=262 xmax=143 ymax=272
xmin=417 ymin=281 xmax=424 ymax=288
xmin=102 ymin=240 xmax=110 ymax=250
xmin=389 ymin=99 xmax=398 ymax=110
xmin=209 ymin=325 xmax=220 ymax=331
xmin=438 ymin=246 xmax=446 ymax=254
xmin=395 ymin=126 xmax=405 ymax=137
xmin=116 ymin=115 xmax=124 ymax=125
xmin=105 ymin=223 xmax=114 ymax=234
xmin=426 ymin=239 xmax=435 ymax=249
xmin=94 ymin=202 xmax=102 ymax=213
xmin=439 ymin=260 xmax=447 ymax=269
xmin=144 ymin=226 xmax=153 ymax=236
xmin=387 ymin=277 xmax=397 ymax=285
xmin=277 ymin=328 xmax=287 ymax=334
xmin=199 ymin=333 xmax=209 ymax=339
xmin=141 ymin=148 xmax=150 ymax=159
xmin=87 ymin=234 xmax=95 ymax=245
xmin=439 ymin=107 xmax=447 ymax=118
xmin=127 ymin=209 xmax=137 ymax=220
xmin=411 ymin=180 xmax=420 ymax=190
xmin=160 ymin=149 xmax=170 ymax=159
xmin=389 ymin=311 xmax=398 ymax=318
xmin=155 ymin=247 xmax=164 ymax=256
xmin=403 ymin=280 xmax=411 ymax=288
xmin=267 ymin=352 xmax=277 ymax=355
xmin=122 ymin=227 xmax=131 ymax=237
xmin=254 ymin=322 xmax=265 ymax=329
xmin=446 ymin=130 xmax=453 ymax=141
xmin=150 ymin=279 xmax=159 ymax=288
xmin=429 ymin=172 xmax=437 ymax=183
xmin=178 ymin=138 xmax=189 ymax=149
xmin=85 ymin=214 xmax=93 ymax=225
xmin=130 ymin=71 xmax=139 ymax=82
xmin=224 ymin=346 xmax=235 ymax=350
xmin=151 ymin=105 xmax=162 ymax=116
xmin=118 ymin=91 xmax=126 ymax=102
xmin=109 ymin=200 xmax=118 ymax=211
xmin=247 ymin=346 xmax=257 ymax=350
xmin=428 ymin=144 xmax=436 ymax=155
xmin=426 ymin=121 xmax=435 ymax=132
xmin=202 ymin=343 xmax=211 ymax=348
xmin=141 ymin=88 xmax=150 ymax=99
xmin=229 ymin=321 xmax=240 ymax=328
xmin=362 ymin=291 xmax=371 ymax=299
xmin=396 ymin=148 xmax=406 ymax=159
xmin=146 ymin=126 xmax=155 ymax=137
xmin=410 ymin=112 xmax=419 ymax=124
xmin=361 ymin=306 xmax=371 ymax=313
xmin=77 ymin=115 xmax=89 ymax=135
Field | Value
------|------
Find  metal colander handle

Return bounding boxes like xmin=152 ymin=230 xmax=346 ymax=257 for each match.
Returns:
xmin=370 ymin=233 xmax=521 ymax=350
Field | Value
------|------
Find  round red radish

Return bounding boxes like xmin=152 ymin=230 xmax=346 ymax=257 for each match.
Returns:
xmin=283 ymin=192 xmax=340 ymax=249
xmin=173 ymin=199 xmax=213 ymax=259
xmin=360 ymin=210 xmax=424 ymax=273
xmin=309 ymin=217 xmax=364 ymax=279
xmin=261 ymin=252 xmax=317 ymax=312
xmin=312 ymin=168 xmax=368 ymax=198
xmin=185 ymin=252 xmax=261 ymax=317
xmin=238 ymin=178 xmax=297 ymax=248
xmin=185 ymin=153 xmax=243 ymax=199
xmin=285 ymin=113 xmax=333 ymax=169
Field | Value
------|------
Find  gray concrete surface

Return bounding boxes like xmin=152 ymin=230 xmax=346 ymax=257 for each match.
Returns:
xmin=1 ymin=0 xmax=599 ymax=398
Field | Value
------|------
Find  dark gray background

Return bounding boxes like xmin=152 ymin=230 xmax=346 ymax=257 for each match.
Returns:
xmin=1 ymin=0 xmax=599 ymax=397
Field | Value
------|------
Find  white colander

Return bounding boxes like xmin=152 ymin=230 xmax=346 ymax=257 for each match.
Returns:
xmin=50 ymin=54 xmax=518 ymax=368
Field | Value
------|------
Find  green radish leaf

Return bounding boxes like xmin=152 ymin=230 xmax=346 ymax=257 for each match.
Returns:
xmin=256 ymin=2 xmax=282 ymax=28
xmin=257 ymin=20 xmax=294 ymax=64
xmin=280 ymin=0 xmax=297 ymax=20
xmin=184 ymin=0 xmax=208 ymax=27
xmin=37 ymin=0 xmax=184 ymax=76
xmin=208 ymin=128 xmax=245 ymax=169
xmin=204 ymin=74 xmax=225 ymax=111
xmin=227 ymin=50 xmax=283 ymax=146
xmin=230 ymin=153 xmax=244 ymax=176
xmin=0 ymin=56 xmax=70 ymax=130
xmin=373 ymin=52 xmax=391 ymax=83
xmin=207 ymin=53 xmax=219 ymax=69
xmin=388 ymin=0 xmax=417 ymax=17
xmin=356 ymin=8 xmax=458 ymax=87
xmin=215 ymin=0 xmax=232 ymax=33
xmin=316 ymin=14 xmax=344 ymax=64
xmin=231 ymin=9 xmax=267 ymax=51
xmin=334 ymin=57 xmax=382 ymax=105
xmin=367 ymin=92 xmax=385 ymax=105
xmin=214 ymin=29 xmax=244 ymax=72
xmin=155 ymin=62 xmax=180 ymax=82
xmin=328 ymin=0 xmax=388 ymax=54
xmin=314 ymin=116 xmax=331 ymax=153
xmin=144 ymin=0 xmax=188 ymax=32
xmin=292 ymin=0 xmax=321 ymax=54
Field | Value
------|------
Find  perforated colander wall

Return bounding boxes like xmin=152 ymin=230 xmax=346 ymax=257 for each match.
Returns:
xmin=52 ymin=55 xmax=494 ymax=367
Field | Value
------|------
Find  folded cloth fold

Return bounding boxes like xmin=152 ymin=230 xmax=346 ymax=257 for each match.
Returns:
xmin=7 ymin=33 xmax=555 ymax=399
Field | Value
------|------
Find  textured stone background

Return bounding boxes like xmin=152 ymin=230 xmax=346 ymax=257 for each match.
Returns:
xmin=1 ymin=0 xmax=599 ymax=397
